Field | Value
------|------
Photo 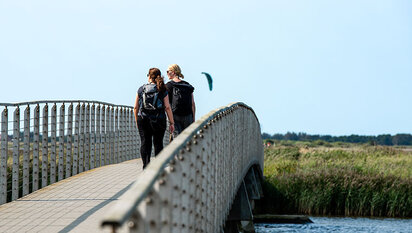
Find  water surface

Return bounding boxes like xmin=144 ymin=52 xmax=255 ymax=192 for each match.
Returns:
xmin=255 ymin=217 xmax=412 ymax=233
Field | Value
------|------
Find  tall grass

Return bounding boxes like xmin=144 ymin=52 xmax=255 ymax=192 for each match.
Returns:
xmin=261 ymin=143 xmax=412 ymax=217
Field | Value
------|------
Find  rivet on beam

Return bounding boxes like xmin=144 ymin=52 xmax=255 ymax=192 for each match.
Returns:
xmin=159 ymin=179 xmax=166 ymax=185
xmin=170 ymin=159 xmax=176 ymax=165
xmin=146 ymin=197 xmax=153 ymax=204
xmin=178 ymin=155 xmax=184 ymax=161
xmin=199 ymin=129 xmax=204 ymax=134
xmin=186 ymin=147 xmax=191 ymax=152
xmin=203 ymin=124 xmax=208 ymax=129
xmin=127 ymin=221 xmax=135 ymax=228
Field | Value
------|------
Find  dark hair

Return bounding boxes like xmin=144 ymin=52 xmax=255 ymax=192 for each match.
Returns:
xmin=148 ymin=68 xmax=166 ymax=92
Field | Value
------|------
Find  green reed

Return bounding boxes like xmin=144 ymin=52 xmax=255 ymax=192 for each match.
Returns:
xmin=261 ymin=144 xmax=412 ymax=217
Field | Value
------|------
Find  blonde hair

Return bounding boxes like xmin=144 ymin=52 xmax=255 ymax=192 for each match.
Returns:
xmin=168 ymin=64 xmax=184 ymax=79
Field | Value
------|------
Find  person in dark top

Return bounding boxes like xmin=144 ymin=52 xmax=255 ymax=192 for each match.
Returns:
xmin=165 ymin=64 xmax=196 ymax=137
xmin=134 ymin=68 xmax=174 ymax=169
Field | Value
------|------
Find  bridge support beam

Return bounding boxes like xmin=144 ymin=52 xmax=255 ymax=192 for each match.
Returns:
xmin=225 ymin=166 xmax=264 ymax=233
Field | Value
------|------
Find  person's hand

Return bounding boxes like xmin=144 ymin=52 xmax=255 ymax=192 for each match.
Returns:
xmin=169 ymin=124 xmax=174 ymax=134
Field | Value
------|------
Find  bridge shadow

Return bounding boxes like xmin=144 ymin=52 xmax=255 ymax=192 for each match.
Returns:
xmin=58 ymin=182 xmax=134 ymax=233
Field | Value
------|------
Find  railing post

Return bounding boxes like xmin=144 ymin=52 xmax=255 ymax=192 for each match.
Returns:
xmin=96 ymin=105 xmax=101 ymax=168
xmin=79 ymin=103 xmax=85 ymax=173
xmin=85 ymin=104 xmax=90 ymax=170
xmin=133 ymin=110 xmax=139 ymax=159
xmin=168 ymin=157 xmax=183 ymax=233
xmin=66 ymin=104 xmax=73 ymax=178
xmin=126 ymin=109 xmax=131 ymax=160
xmin=90 ymin=104 xmax=96 ymax=169
xmin=23 ymin=105 xmax=30 ymax=196
xmin=110 ymin=107 xmax=115 ymax=164
xmin=143 ymin=185 xmax=162 ymax=232
xmin=158 ymin=170 xmax=172 ymax=233
xmin=41 ymin=104 xmax=49 ymax=188
xmin=0 ymin=107 xmax=8 ymax=204
xmin=106 ymin=106 xmax=110 ymax=165
xmin=115 ymin=107 xmax=119 ymax=163
xmin=50 ymin=103 xmax=57 ymax=184
xmin=199 ymin=126 xmax=209 ymax=232
xmin=73 ymin=103 xmax=80 ymax=175
xmin=101 ymin=106 xmax=106 ymax=166
xmin=58 ymin=104 xmax=65 ymax=181
xmin=12 ymin=106 xmax=20 ymax=201
xmin=120 ymin=108 xmax=125 ymax=162
xmin=33 ymin=105 xmax=40 ymax=191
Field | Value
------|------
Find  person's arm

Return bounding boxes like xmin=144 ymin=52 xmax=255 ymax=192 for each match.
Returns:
xmin=163 ymin=95 xmax=175 ymax=134
xmin=133 ymin=93 xmax=139 ymax=128
xmin=191 ymin=93 xmax=196 ymax=121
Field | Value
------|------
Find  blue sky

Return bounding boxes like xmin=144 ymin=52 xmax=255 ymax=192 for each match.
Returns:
xmin=1 ymin=0 xmax=411 ymax=136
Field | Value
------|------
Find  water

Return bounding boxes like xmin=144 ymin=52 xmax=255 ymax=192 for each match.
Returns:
xmin=255 ymin=217 xmax=412 ymax=233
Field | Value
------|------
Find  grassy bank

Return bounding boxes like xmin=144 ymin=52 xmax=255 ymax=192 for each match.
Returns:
xmin=260 ymin=141 xmax=412 ymax=218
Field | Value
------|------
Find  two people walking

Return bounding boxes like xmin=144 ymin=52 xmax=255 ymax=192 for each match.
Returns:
xmin=133 ymin=64 xmax=195 ymax=169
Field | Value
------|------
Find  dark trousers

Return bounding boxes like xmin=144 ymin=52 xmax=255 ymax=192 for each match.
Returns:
xmin=173 ymin=114 xmax=194 ymax=136
xmin=137 ymin=116 xmax=166 ymax=169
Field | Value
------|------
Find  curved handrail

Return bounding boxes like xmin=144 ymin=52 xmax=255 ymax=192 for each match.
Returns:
xmin=0 ymin=100 xmax=131 ymax=108
xmin=101 ymin=102 xmax=263 ymax=232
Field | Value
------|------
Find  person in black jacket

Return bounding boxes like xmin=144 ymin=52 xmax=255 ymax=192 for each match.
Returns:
xmin=165 ymin=64 xmax=196 ymax=137
xmin=134 ymin=68 xmax=174 ymax=169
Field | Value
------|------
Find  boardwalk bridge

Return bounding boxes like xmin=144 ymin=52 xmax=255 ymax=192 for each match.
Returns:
xmin=0 ymin=101 xmax=263 ymax=232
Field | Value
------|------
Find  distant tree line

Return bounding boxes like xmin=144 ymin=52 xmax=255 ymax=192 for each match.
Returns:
xmin=261 ymin=132 xmax=412 ymax=146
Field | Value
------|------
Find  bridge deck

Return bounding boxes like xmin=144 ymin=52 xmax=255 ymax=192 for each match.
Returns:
xmin=0 ymin=159 xmax=143 ymax=233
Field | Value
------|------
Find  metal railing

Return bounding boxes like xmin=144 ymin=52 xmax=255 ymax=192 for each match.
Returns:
xmin=102 ymin=102 xmax=263 ymax=233
xmin=0 ymin=100 xmax=141 ymax=204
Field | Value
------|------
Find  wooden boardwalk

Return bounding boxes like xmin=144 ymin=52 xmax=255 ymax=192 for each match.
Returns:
xmin=0 ymin=159 xmax=143 ymax=233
